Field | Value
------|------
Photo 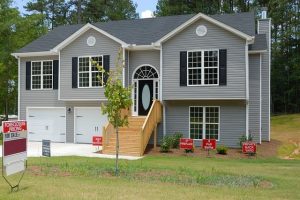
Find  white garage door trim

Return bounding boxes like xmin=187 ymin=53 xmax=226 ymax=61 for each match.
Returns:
xmin=74 ymin=107 xmax=108 ymax=144
xmin=26 ymin=107 xmax=67 ymax=143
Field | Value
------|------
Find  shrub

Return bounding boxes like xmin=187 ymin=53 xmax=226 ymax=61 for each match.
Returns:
xmin=171 ymin=132 xmax=183 ymax=149
xmin=216 ymin=145 xmax=228 ymax=155
xmin=0 ymin=132 xmax=2 ymax=145
xmin=238 ymin=134 xmax=253 ymax=148
xmin=184 ymin=147 xmax=194 ymax=153
xmin=160 ymin=136 xmax=173 ymax=153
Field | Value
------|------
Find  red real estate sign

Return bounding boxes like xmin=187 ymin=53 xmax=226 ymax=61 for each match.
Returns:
xmin=2 ymin=120 xmax=27 ymax=176
xmin=202 ymin=139 xmax=216 ymax=150
xmin=92 ymin=136 xmax=102 ymax=146
xmin=242 ymin=142 xmax=257 ymax=154
xmin=180 ymin=138 xmax=194 ymax=150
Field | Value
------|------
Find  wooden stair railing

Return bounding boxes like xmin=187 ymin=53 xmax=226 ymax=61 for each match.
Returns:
xmin=102 ymin=100 xmax=162 ymax=156
xmin=140 ymin=100 xmax=162 ymax=155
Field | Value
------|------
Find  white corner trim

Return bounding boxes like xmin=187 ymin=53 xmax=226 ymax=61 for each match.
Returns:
xmin=159 ymin=45 xmax=163 ymax=101
xmin=52 ymin=23 xmax=128 ymax=52
xmin=268 ymin=19 xmax=271 ymax=141
xmin=58 ymin=51 xmax=61 ymax=100
xmin=259 ymin=53 xmax=262 ymax=144
xmin=17 ymin=58 xmax=21 ymax=120
xmin=154 ymin=12 xmax=254 ymax=45
xmin=245 ymin=41 xmax=249 ymax=138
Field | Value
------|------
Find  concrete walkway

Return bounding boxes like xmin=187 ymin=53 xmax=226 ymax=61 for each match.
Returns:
xmin=0 ymin=142 xmax=142 ymax=160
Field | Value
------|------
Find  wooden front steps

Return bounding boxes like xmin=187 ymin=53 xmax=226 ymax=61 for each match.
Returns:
xmin=102 ymin=100 xmax=162 ymax=157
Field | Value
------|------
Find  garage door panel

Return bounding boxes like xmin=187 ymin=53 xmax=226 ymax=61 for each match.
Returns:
xmin=27 ymin=108 xmax=66 ymax=143
xmin=75 ymin=107 xmax=108 ymax=144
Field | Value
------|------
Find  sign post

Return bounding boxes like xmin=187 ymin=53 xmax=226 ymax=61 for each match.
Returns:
xmin=2 ymin=120 xmax=27 ymax=191
xmin=242 ymin=142 xmax=257 ymax=156
xmin=180 ymin=138 xmax=194 ymax=152
xmin=92 ymin=136 xmax=102 ymax=151
xmin=202 ymin=139 xmax=216 ymax=157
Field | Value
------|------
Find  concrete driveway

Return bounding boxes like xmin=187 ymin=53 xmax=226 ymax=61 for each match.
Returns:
xmin=0 ymin=142 xmax=141 ymax=160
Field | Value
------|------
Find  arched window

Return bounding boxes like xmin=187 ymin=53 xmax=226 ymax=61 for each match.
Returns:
xmin=133 ymin=65 xmax=158 ymax=79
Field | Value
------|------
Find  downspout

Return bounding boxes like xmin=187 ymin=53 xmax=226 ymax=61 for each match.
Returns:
xmin=17 ymin=57 xmax=20 ymax=120
xmin=160 ymin=44 xmax=166 ymax=136
xmin=122 ymin=47 xmax=125 ymax=87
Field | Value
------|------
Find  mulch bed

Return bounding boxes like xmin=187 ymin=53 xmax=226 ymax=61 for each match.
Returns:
xmin=144 ymin=140 xmax=280 ymax=159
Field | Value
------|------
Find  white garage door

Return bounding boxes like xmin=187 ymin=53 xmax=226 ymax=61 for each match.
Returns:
xmin=27 ymin=107 xmax=66 ymax=142
xmin=74 ymin=107 xmax=108 ymax=144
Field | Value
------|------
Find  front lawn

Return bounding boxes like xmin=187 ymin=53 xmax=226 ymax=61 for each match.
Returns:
xmin=0 ymin=156 xmax=299 ymax=199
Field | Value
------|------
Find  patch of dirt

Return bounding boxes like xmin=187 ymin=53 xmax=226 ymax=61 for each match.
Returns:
xmin=145 ymin=140 xmax=281 ymax=159
xmin=284 ymin=142 xmax=300 ymax=160
xmin=258 ymin=180 xmax=274 ymax=189
xmin=28 ymin=166 xmax=72 ymax=177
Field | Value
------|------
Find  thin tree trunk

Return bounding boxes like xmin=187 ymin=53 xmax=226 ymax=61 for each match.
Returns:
xmin=115 ymin=126 xmax=119 ymax=176
xmin=77 ymin=0 xmax=82 ymax=24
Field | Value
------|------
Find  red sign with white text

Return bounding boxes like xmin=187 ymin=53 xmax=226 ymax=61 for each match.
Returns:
xmin=2 ymin=120 xmax=27 ymax=176
xmin=242 ymin=142 xmax=256 ymax=154
xmin=92 ymin=136 xmax=102 ymax=146
xmin=2 ymin=121 xmax=27 ymax=133
xmin=180 ymin=138 xmax=194 ymax=150
xmin=202 ymin=139 xmax=216 ymax=150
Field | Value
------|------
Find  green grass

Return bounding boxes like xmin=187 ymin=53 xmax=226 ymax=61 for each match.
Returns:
xmin=0 ymin=156 xmax=300 ymax=199
xmin=271 ymin=114 xmax=300 ymax=159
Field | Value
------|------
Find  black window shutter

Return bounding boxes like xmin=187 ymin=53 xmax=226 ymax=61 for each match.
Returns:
xmin=219 ymin=49 xmax=227 ymax=86
xmin=53 ymin=60 xmax=59 ymax=89
xmin=72 ymin=57 xmax=78 ymax=88
xmin=180 ymin=51 xmax=187 ymax=86
xmin=26 ymin=61 xmax=31 ymax=90
xmin=103 ymin=55 xmax=110 ymax=85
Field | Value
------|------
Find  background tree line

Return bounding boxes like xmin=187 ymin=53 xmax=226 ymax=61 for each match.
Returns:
xmin=0 ymin=0 xmax=299 ymax=118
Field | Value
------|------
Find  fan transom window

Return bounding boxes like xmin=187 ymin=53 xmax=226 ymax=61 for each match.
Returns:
xmin=133 ymin=65 xmax=158 ymax=79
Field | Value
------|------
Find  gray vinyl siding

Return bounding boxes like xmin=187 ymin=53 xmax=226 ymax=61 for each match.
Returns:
xmin=128 ymin=50 xmax=160 ymax=84
xmin=19 ymin=56 xmax=64 ymax=120
xmin=258 ymin=19 xmax=271 ymax=141
xmin=162 ymin=18 xmax=246 ymax=100
xmin=249 ymin=54 xmax=261 ymax=143
xmin=165 ymin=100 xmax=246 ymax=147
xmin=60 ymin=29 xmax=121 ymax=100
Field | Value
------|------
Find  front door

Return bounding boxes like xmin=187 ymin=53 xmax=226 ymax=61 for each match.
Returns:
xmin=138 ymin=80 xmax=153 ymax=115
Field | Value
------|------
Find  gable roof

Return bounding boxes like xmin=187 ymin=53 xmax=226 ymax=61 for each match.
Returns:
xmin=15 ymin=12 xmax=255 ymax=54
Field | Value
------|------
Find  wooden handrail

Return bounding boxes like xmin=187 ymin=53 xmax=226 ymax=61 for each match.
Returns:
xmin=140 ymin=100 xmax=162 ymax=155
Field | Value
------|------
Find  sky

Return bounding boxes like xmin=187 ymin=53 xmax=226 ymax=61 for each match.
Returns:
xmin=13 ymin=0 xmax=158 ymax=18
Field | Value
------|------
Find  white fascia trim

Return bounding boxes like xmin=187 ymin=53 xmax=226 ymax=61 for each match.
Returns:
xmin=162 ymin=97 xmax=247 ymax=101
xmin=245 ymin=41 xmax=249 ymax=138
xmin=125 ymin=44 xmax=160 ymax=51
xmin=249 ymin=50 xmax=267 ymax=54
xmin=17 ymin=58 xmax=21 ymax=120
xmin=52 ymin=23 xmax=128 ymax=52
xmin=12 ymin=51 xmax=58 ymax=58
xmin=59 ymin=99 xmax=107 ymax=101
xmin=154 ymin=12 xmax=254 ymax=45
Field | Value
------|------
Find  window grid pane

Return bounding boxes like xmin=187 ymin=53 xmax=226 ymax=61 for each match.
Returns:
xmin=79 ymin=57 xmax=89 ymax=72
xmin=204 ymin=51 xmax=218 ymax=85
xmin=92 ymin=72 xmax=102 ymax=87
xmin=32 ymin=62 xmax=41 ymax=75
xmin=205 ymin=107 xmax=219 ymax=140
xmin=79 ymin=72 xmax=89 ymax=87
xmin=188 ymin=51 xmax=202 ymax=85
xmin=32 ymin=75 xmax=41 ymax=89
xmin=91 ymin=56 xmax=102 ymax=72
xmin=189 ymin=107 xmax=203 ymax=139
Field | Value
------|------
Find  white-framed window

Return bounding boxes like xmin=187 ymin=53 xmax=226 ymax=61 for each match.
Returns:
xmin=31 ymin=60 xmax=53 ymax=90
xmin=78 ymin=55 xmax=103 ymax=88
xmin=187 ymin=50 xmax=219 ymax=86
xmin=189 ymin=106 xmax=220 ymax=140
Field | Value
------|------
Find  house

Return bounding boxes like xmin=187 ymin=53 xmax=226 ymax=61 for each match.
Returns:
xmin=12 ymin=11 xmax=271 ymax=156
